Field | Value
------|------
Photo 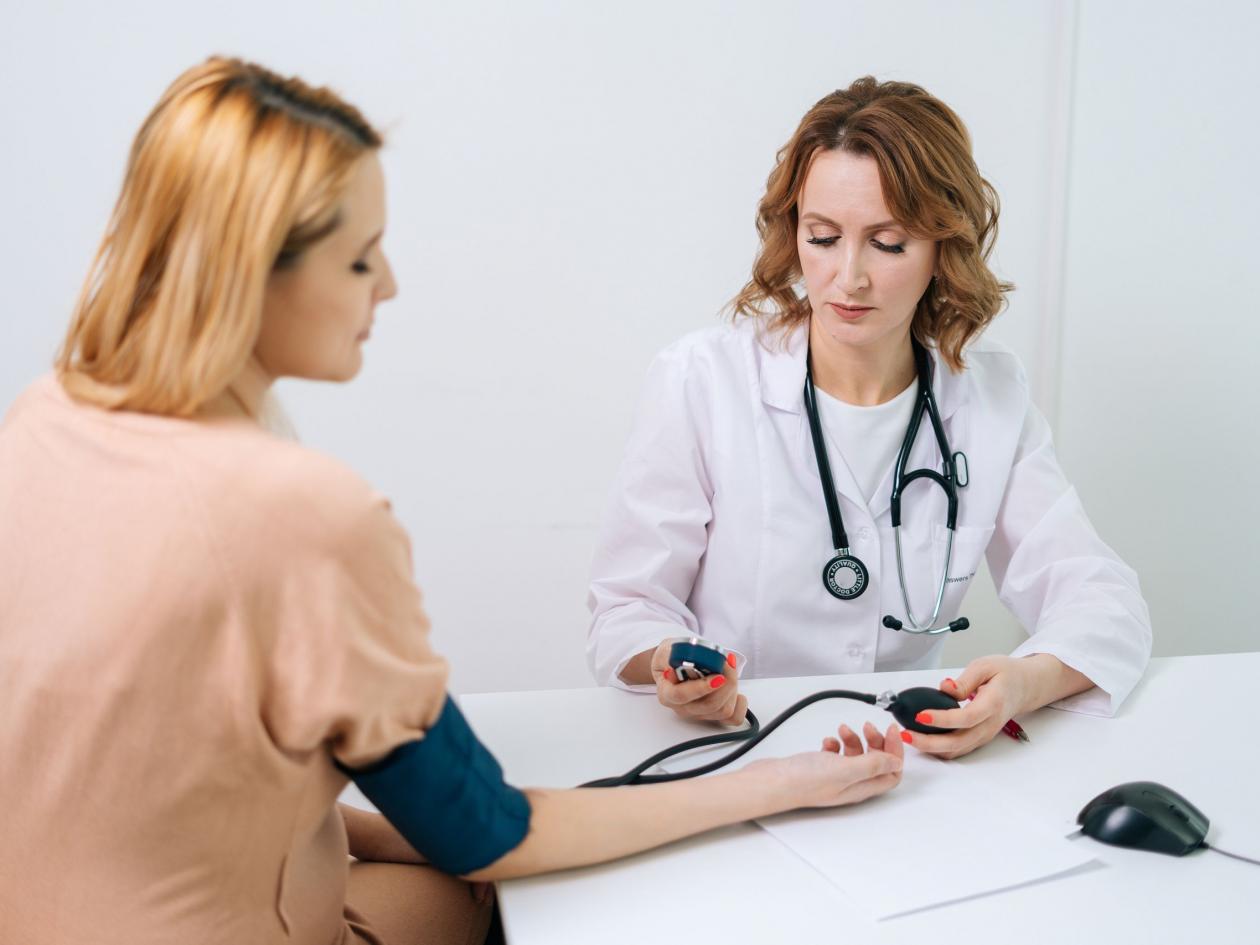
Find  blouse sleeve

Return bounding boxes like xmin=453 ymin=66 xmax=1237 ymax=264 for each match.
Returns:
xmin=989 ymin=400 xmax=1153 ymax=716
xmin=256 ymin=483 xmax=451 ymax=769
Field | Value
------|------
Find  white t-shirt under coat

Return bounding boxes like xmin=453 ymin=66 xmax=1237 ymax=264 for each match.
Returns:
xmin=813 ymin=379 xmax=918 ymax=509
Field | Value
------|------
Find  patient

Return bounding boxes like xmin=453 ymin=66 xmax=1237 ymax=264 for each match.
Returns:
xmin=0 ymin=57 xmax=904 ymax=945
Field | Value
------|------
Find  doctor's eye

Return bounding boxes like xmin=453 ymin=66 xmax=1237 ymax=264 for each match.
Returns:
xmin=351 ymin=261 xmax=372 ymax=274
xmin=805 ymin=236 xmax=839 ymax=247
xmin=872 ymin=239 xmax=905 ymax=254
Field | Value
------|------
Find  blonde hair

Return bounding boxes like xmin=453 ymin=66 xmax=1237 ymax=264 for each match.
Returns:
xmin=57 ymin=56 xmax=382 ymax=416
xmin=730 ymin=76 xmax=1014 ymax=371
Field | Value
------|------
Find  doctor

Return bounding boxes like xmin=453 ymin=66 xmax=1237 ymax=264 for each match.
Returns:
xmin=586 ymin=76 xmax=1152 ymax=759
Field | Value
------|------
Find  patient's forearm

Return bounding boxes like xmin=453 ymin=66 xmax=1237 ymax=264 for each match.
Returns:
xmin=464 ymin=766 xmax=786 ymax=881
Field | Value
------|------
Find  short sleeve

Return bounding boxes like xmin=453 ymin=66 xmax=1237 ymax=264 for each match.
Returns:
xmin=255 ymin=486 xmax=450 ymax=769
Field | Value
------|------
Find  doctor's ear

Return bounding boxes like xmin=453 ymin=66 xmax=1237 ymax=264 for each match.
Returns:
xmin=930 ymin=274 xmax=949 ymax=305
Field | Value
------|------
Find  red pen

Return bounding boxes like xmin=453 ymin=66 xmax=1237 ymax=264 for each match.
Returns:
xmin=1001 ymin=718 xmax=1030 ymax=743
xmin=968 ymin=693 xmax=1030 ymax=743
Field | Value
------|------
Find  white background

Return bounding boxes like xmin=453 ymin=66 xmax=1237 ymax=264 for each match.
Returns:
xmin=2 ymin=1 xmax=1256 ymax=693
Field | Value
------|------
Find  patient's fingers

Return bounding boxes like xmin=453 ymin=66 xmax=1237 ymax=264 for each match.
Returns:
xmin=863 ymin=721 xmax=885 ymax=752
xmin=838 ymin=724 xmax=864 ymax=757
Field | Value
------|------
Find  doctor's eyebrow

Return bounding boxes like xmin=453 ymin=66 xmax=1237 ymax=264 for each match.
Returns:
xmin=799 ymin=212 xmax=900 ymax=233
xmin=357 ymin=231 xmax=384 ymax=255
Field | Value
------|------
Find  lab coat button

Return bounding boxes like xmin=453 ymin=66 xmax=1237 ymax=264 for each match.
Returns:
xmin=848 ymin=644 xmax=863 ymax=658
xmin=858 ymin=527 xmax=873 ymax=542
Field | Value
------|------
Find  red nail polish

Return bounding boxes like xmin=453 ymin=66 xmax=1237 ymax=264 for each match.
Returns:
xmin=900 ymin=731 xmax=913 ymax=744
xmin=662 ymin=668 xmax=674 ymax=682
xmin=710 ymin=675 xmax=726 ymax=689
xmin=726 ymin=652 xmax=737 ymax=669
xmin=915 ymin=711 xmax=933 ymax=724
xmin=943 ymin=677 xmax=956 ymax=689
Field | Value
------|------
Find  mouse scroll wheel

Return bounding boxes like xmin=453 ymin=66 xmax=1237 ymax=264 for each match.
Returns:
xmin=1169 ymin=805 xmax=1189 ymax=821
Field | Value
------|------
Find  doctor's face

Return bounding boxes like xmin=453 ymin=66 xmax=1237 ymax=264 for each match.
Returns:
xmin=796 ymin=149 xmax=936 ymax=357
xmin=256 ymin=154 xmax=398 ymax=383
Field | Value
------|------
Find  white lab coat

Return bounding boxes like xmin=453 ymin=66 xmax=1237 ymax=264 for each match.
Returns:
xmin=586 ymin=318 xmax=1151 ymax=715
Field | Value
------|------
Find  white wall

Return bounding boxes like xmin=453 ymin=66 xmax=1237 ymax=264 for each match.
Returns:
xmin=1055 ymin=0 xmax=1260 ymax=656
xmin=2 ymin=1 xmax=1244 ymax=693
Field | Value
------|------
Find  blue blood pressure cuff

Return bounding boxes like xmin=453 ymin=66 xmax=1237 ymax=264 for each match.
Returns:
xmin=338 ymin=695 xmax=532 ymax=875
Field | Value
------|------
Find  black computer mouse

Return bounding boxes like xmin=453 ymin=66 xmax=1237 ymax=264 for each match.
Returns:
xmin=1077 ymin=781 xmax=1209 ymax=856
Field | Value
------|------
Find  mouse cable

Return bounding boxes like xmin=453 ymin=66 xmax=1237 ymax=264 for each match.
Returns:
xmin=579 ymin=690 xmax=878 ymax=788
xmin=1203 ymin=843 xmax=1260 ymax=867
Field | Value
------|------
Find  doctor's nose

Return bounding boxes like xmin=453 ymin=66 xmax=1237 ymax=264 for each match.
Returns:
xmin=834 ymin=247 xmax=870 ymax=296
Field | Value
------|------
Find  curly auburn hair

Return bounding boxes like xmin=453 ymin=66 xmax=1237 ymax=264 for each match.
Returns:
xmin=730 ymin=76 xmax=1014 ymax=371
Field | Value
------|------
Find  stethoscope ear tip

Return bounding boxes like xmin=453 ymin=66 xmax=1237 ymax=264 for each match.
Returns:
xmin=882 ymin=615 xmax=904 ymax=631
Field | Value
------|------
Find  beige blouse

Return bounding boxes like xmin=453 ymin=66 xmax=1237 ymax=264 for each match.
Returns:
xmin=0 ymin=375 xmax=449 ymax=945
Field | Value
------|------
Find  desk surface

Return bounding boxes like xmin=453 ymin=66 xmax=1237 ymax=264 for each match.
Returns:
xmin=454 ymin=654 xmax=1260 ymax=945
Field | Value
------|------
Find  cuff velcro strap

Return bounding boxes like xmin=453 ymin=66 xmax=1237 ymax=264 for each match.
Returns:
xmin=339 ymin=695 xmax=531 ymax=874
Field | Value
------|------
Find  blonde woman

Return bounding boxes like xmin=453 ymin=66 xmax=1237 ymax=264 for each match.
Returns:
xmin=0 ymin=59 xmax=907 ymax=945
xmin=588 ymin=77 xmax=1152 ymax=758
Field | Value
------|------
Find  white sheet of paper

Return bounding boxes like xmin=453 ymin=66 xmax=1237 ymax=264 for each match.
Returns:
xmin=658 ymin=698 xmax=1095 ymax=919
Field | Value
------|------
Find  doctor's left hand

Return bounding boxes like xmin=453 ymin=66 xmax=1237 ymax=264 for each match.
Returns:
xmin=650 ymin=638 xmax=747 ymax=726
xmin=899 ymin=655 xmax=1042 ymax=760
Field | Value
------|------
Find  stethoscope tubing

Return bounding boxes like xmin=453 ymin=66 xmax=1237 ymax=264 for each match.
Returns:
xmin=893 ymin=522 xmax=954 ymax=633
xmin=805 ymin=338 xmax=967 ymax=634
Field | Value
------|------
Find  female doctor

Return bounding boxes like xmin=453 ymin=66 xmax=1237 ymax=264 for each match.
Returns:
xmin=586 ymin=76 xmax=1152 ymax=759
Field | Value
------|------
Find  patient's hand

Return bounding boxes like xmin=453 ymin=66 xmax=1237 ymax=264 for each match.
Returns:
xmin=750 ymin=720 xmax=905 ymax=809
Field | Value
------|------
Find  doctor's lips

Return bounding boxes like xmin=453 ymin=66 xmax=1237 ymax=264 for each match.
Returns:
xmin=827 ymin=302 xmax=874 ymax=320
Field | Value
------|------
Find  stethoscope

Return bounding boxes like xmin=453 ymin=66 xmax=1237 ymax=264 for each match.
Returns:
xmin=803 ymin=338 xmax=971 ymax=635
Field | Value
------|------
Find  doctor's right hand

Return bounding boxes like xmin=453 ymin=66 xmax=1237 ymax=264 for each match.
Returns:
xmin=649 ymin=638 xmax=747 ymax=726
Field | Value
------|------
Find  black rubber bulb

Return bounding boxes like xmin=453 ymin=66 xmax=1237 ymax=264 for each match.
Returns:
xmin=889 ymin=687 xmax=961 ymax=735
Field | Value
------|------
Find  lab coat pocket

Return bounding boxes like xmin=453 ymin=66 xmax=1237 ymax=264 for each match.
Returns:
xmin=930 ymin=523 xmax=994 ymax=616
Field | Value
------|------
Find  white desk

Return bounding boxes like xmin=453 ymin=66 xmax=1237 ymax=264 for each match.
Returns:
xmin=454 ymin=654 xmax=1260 ymax=944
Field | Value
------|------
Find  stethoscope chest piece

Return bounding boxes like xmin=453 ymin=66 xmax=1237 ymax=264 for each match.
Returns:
xmin=823 ymin=551 xmax=868 ymax=600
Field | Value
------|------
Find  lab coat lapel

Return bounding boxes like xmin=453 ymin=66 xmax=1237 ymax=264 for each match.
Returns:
xmin=928 ymin=345 xmax=969 ymax=425
xmin=756 ymin=319 xmax=808 ymax=414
